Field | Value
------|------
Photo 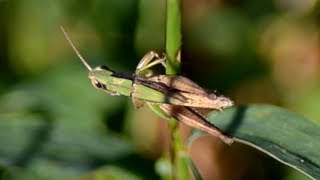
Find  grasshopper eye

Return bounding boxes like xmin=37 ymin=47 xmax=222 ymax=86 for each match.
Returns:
xmin=92 ymin=79 xmax=105 ymax=89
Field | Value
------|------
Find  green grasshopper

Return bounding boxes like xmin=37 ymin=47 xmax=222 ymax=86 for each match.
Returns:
xmin=60 ymin=26 xmax=234 ymax=144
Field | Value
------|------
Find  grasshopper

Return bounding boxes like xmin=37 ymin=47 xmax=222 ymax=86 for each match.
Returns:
xmin=60 ymin=26 xmax=234 ymax=144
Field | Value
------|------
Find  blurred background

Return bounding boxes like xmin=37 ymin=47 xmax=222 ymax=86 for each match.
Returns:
xmin=0 ymin=0 xmax=319 ymax=179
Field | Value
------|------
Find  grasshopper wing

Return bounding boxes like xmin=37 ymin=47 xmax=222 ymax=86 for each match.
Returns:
xmin=136 ymin=75 xmax=233 ymax=110
xmin=146 ymin=75 xmax=208 ymax=95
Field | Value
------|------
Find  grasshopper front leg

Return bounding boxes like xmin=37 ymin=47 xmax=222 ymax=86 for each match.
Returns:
xmin=135 ymin=51 xmax=166 ymax=76
xmin=132 ymin=51 xmax=167 ymax=108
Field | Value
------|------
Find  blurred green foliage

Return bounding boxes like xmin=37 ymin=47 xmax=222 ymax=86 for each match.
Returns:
xmin=0 ymin=0 xmax=319 ymax=179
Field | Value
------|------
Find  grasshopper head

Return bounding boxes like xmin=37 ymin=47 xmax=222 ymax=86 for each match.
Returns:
xmin=88 ymin=66 xmax=114 ymax=90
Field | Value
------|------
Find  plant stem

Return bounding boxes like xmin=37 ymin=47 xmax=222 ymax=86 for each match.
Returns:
xmin=166 ymin=0 xmax=181 ymax=75
xmin=165 ymin=0 xmax=189 ymax=179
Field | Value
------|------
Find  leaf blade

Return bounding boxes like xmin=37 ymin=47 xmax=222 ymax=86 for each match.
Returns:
xmin=189 ymin=104 xmax=320 ymax=179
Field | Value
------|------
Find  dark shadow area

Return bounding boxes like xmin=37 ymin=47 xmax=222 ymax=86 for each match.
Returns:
xmin=13 ymin=106 xmax=54 ymax=167
xmin=237 ymin=142 xmax=286 ymax=180
xmin=89 ymin=153 xmax=159 ymax=180
xmin=0 ymin=3 xmax=20 ymax=88
xmin=0 ymin=166 xmax=9 ymax=179
xmin=102 ymin=105 xmax=127 ymax=133
xmin=114 ymin=154 xmax=160 ymax=180
xmin=225 ymin=105 xmax=247 ymax=135
xmin=92 ymin=0 xmax=139 ymax=71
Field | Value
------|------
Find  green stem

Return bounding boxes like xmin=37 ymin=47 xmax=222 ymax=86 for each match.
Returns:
xmin=165 ymin=0 xmax=188 ymax=179
xmin=166 ymin=0 xmax=181 ymax=75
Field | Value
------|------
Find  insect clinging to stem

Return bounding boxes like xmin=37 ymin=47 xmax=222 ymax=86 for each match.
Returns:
xmin=60 ymin=26 xmax=234 ymax=145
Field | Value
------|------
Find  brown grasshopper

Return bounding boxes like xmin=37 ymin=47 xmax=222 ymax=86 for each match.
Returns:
xmin=61 ymin=26 xmax=234 ymax=144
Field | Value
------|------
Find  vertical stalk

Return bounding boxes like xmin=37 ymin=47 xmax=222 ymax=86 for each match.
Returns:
xmin=165 ymin=0 xmax=189 ymax=179
xmin=166 ymin=0 xmax=181 ymax=75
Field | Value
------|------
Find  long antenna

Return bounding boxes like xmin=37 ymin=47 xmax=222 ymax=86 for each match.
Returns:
xmin=60 ymin=25 xmax=92 ymax=71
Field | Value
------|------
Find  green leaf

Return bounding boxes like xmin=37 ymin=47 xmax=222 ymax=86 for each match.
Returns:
xmin=189 ymin=104 xmax=320 ymax=179
xmin=0 ymin=64 xmax=134 ymax=178
xmin=0 ymin=113 xmax=133 ymax=165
